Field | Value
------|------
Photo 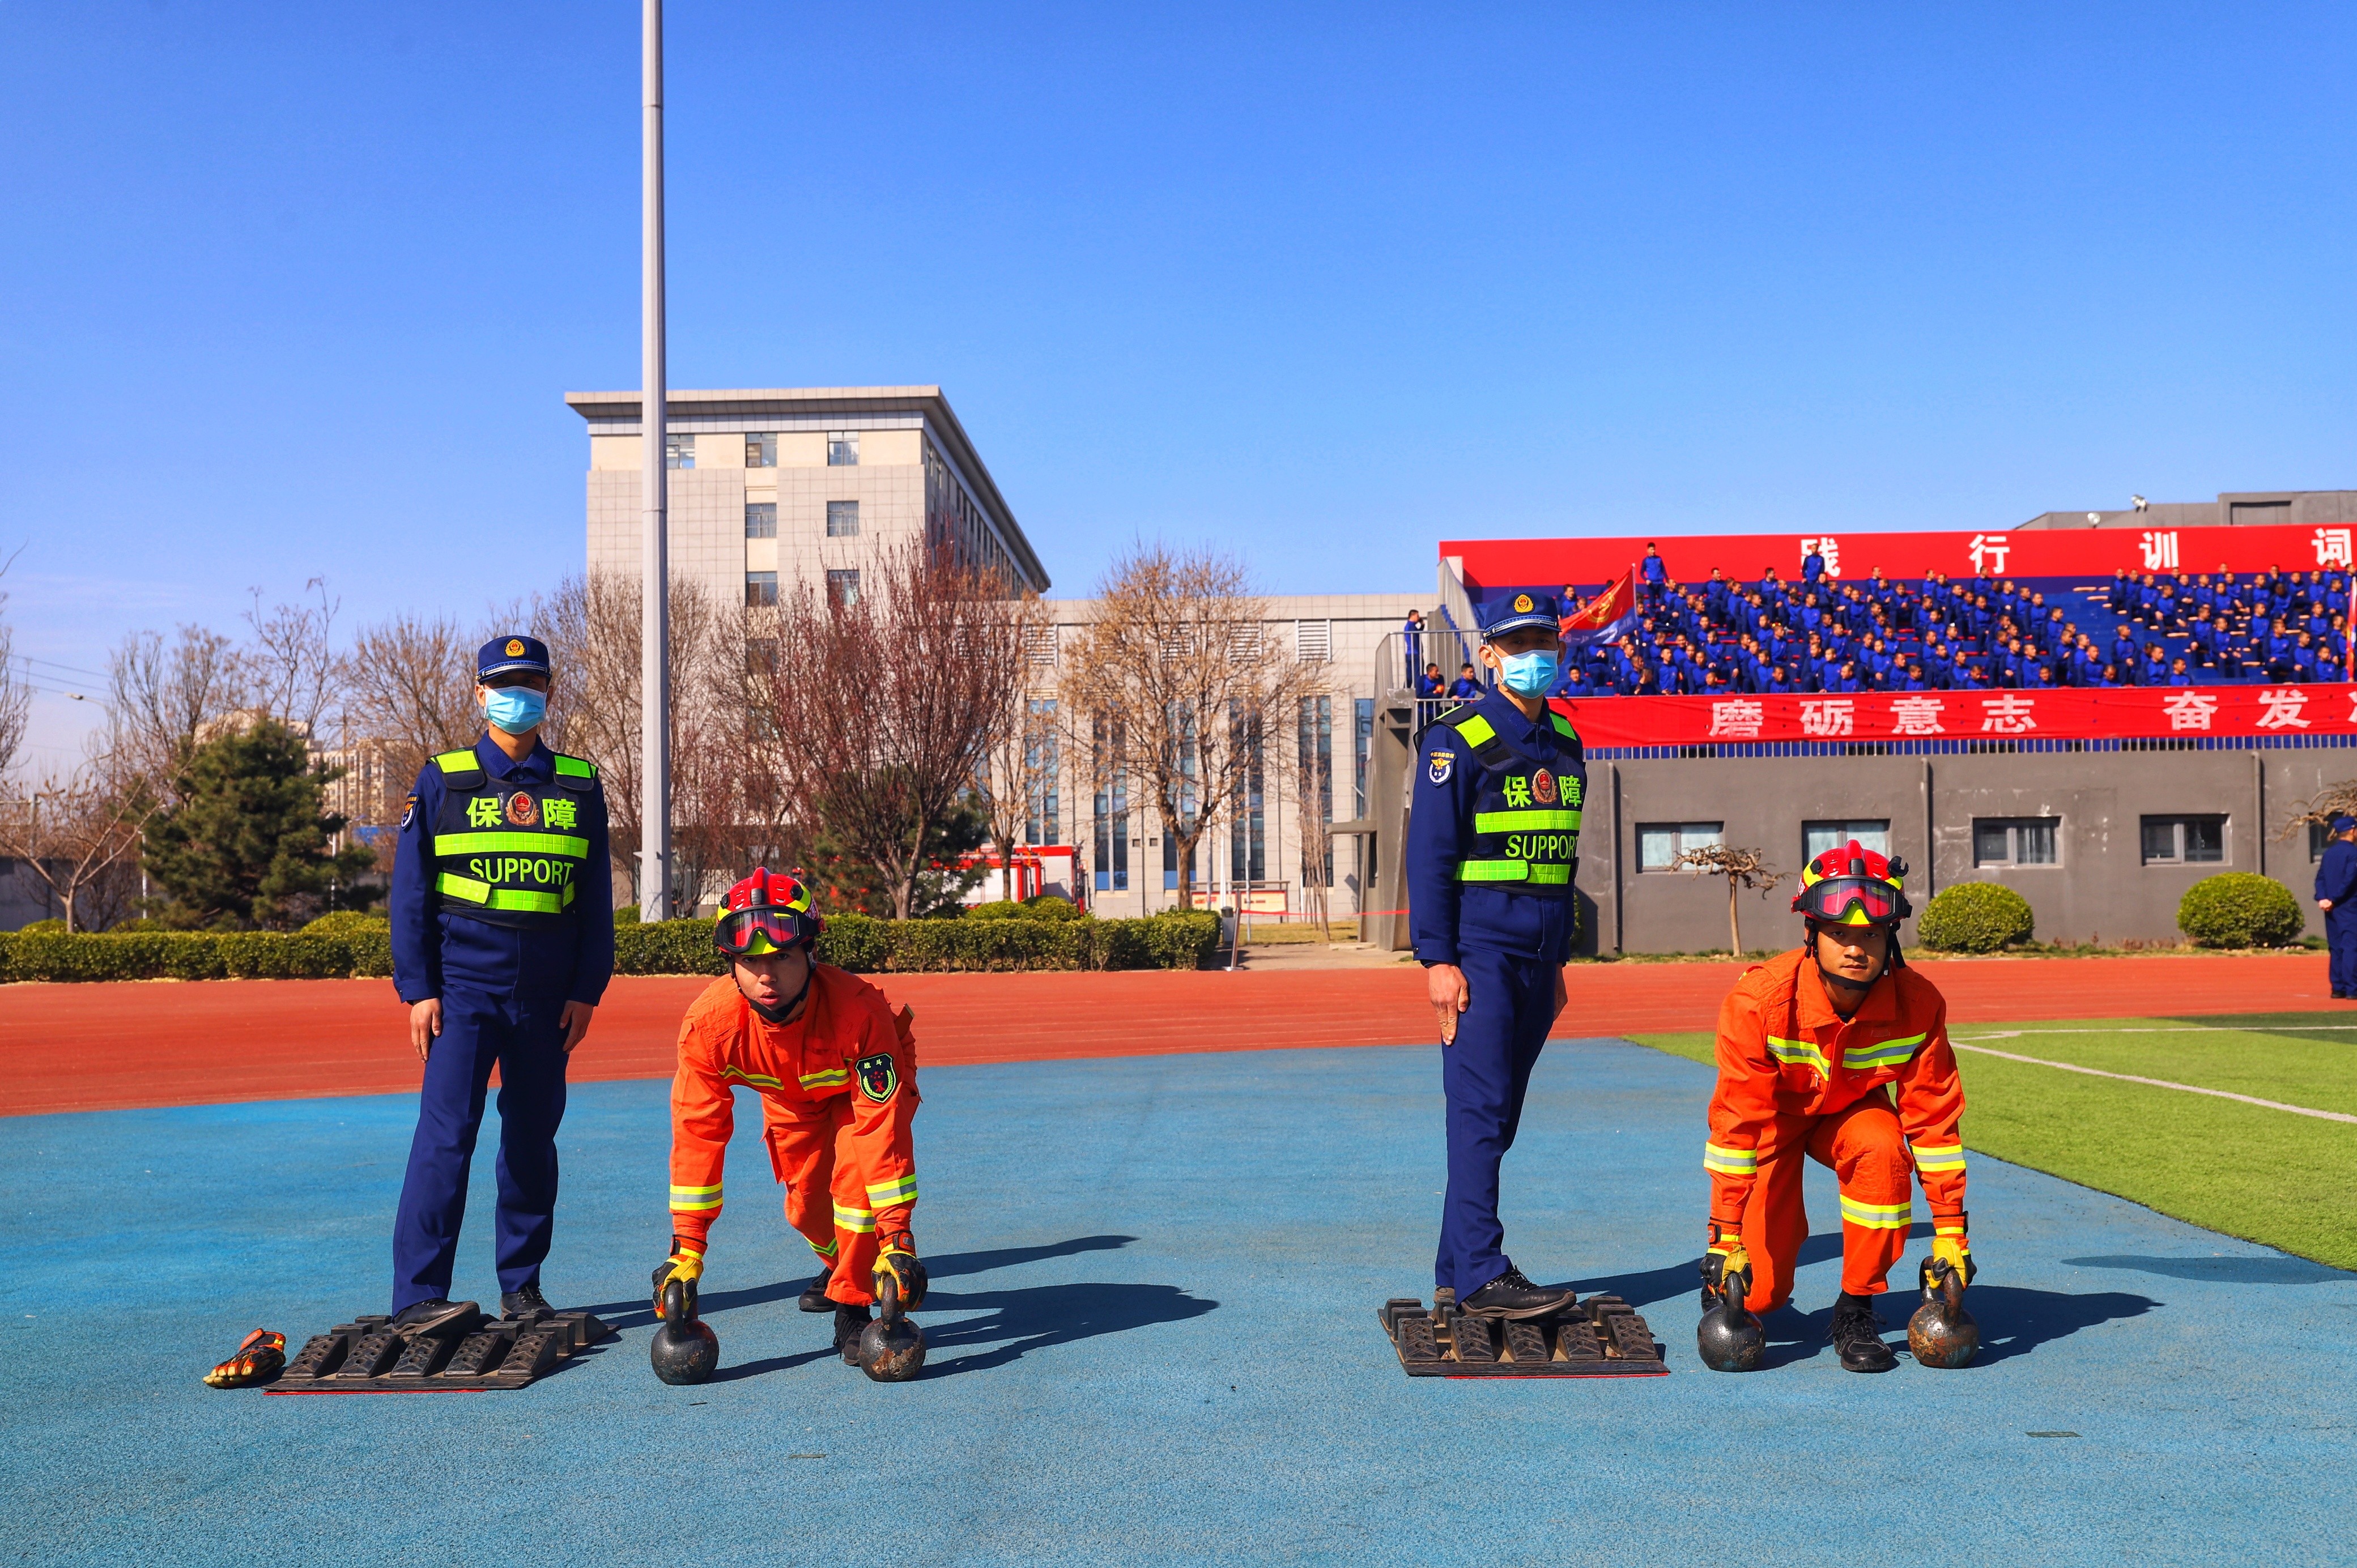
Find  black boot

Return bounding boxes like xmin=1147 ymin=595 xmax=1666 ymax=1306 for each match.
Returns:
xmin=834 ymin=1304 xmax=873 ymax=1365
xmin=500 ymin=1283 xmax=553 ymax=1320
xmin=1830 ymin=1292 xmax=1896 ymax=1373
xmin=1460 ymin=1268 xmax=1577 ymax=1319
xmin=799 ymin=1267 xmax=833 ymax=1313
xmin=391 ymin=1298 xmax=478 ymax=1336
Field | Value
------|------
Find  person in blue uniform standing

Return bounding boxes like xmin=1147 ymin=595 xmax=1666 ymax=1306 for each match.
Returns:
xmin=2315 ymin=814 xmax=2357 ymax=999
xmin=385 ymin=635 xmax=614 ymax=1329
xmin=1406 ymin=591 xmax=1586 ymax=1318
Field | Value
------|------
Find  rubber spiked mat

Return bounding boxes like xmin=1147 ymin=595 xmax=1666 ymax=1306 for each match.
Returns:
xmin=262 ymin=1307 xmax=615 ymax=1394
xmin=1379 ymin=1292 xmax=1669 ymax=1378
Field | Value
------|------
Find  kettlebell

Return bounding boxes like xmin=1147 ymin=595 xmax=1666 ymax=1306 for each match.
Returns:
xmin=1695 ymin=1267 xmax=1765 ymax=1373
xmin=1906 ymin=1257 xmax=1980 ymax=1369
xmin=856 ymin=1258 xmax=926 ymax=1383
xmin=649 ymin=1275 xmax=720 ymax=1386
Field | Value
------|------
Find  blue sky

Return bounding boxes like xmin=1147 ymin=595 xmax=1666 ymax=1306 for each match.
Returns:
xmin=5 ymin=2 xmax=2355 ymax=762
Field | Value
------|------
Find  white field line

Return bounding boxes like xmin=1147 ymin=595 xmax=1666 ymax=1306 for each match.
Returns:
xmin=1960 ymin=1025 xmax=2357 ymax=1035
xmin=1950 ymin=1036 xmax=2357 ymax=1125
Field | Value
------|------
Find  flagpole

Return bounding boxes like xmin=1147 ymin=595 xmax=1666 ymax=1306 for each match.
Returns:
xmin=638 ymin=0 xmax=673 ymax=921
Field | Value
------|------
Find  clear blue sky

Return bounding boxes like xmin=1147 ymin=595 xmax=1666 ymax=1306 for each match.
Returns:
xmin=6 ymin=3 xmax=2355 ymax=763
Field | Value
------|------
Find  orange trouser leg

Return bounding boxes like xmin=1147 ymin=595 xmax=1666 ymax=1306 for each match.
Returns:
xmin=763 ymin=1096 xmax=877 ymax=1303
xmin=1738 ymin=1111 xmax=1814 ymax=1314
xmin=1807 ymin=1098 xmax=1913 ymax=1298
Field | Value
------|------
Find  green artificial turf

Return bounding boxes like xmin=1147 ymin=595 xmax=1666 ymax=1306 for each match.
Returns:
xmin=1630 ymin=1013 xmax=2357 ymax=1271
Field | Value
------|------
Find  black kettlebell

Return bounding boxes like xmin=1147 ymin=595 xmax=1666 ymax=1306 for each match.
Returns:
xmin=1695 ymin=1267 xmax=1765 ymax=1373
xmin=856 ymin=1258 xmax=926 ymax=1383
xmin=650 ymin=1275 xmax=720 ymax=1386
xmin=1907 ymin=1257 xmax=1979 ymax=1368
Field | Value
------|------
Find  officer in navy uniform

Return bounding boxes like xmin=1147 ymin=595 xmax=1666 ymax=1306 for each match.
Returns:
xmin=2316 ymin=813 xmax=2357 ymax=999
xmin=385 ymin=635 xmax=614 ymax=1330
xmin=1406 ymin=591 xmax=1587 ymax=1318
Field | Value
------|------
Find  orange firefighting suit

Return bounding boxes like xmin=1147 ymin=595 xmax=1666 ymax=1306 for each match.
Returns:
xmin=1705 ymin=948 xmax=1967 ymax=1312
xmin=667 ymin=965 xmax=919 ymax=1307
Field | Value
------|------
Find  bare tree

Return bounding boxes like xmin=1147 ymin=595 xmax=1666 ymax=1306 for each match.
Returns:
xmin=2279 ymin=782 xmax=2357 ymax=842
xmin=1058 ymin=544 xmax=1320 ymax=908
xmin=0 ymin=561 xmax=29 ymax=782
xmin=761 ymin=542 xmax=1024 ymax=919
xmin=240 ymin=578 xmax=341 ymax=737
xmin=1674 ymin=843 xmax=1784 ymax=957
xmin=1290 ymin=695 xmax=1337 ymax=939
xmin=105 ymin=625 xmax=246 ymax=799
xmin=340 ymin=612 xmax=478 ymax=815
xmin=971 ymin=599 xmax=1056 ymax=902
xmin=0 ymin=762 xmax=155 ymax=931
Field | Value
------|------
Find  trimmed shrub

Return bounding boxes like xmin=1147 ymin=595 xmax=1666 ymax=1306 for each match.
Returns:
xmin=1917 ymin=883 xmax=2035 ymax=953
xmin=963 ymin=901 xmax=1033 ymax=922
xmin=1021 ymin=894 xmax=1081 ymax=921
xmin=816 ymin=913 xmax=890 ymax=973
xmin=614 ymin=905 xmax=642 ymax=926
xmin=1102 ymin=910 xmax=1223 ymax=972
xmin=2178 ymin=872 xmax=2304 ymax=949
xmin=612 ymin=918 xmax=727 ymax=977
xmin=19 ymin=920 xmax=66 ymax=936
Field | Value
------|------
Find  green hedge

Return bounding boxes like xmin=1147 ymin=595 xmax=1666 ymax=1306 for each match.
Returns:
xmin=2178 ymin=872 xmax=2305 ymax=949
xmin=2 ymin=907 xmax=1222 ymax=983
xmin=1916 ymin=882 xmax=2035 ymax=953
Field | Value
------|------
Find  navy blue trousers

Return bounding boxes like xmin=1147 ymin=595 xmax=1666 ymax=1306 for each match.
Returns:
xmin=390 ymin=985 xmax=571 ymax=1313
xmin=1435 ymin=946 xmax=1560 ymax=1298
xmin=2330 ymin=909 xmax=2357 ymax=996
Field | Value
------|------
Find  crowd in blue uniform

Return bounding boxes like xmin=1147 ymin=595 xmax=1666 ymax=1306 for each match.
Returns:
xmin=1531 ymin=548 xmax=2355 ymax=698
xmin=385 ymin=635 xmax=614 ymax=1329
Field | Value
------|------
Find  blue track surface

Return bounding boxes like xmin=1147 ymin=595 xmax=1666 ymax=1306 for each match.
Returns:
xmin=5 ymin=1039 xmax=2351 ymax=1566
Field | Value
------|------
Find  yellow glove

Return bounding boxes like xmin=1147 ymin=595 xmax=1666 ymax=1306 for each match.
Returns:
xmin=651 ymin=1248 xmax=705 ymax=1317
xmin=1931 ymin=1233 xmax=1974 ymax=1287
xmin=873 ymin=1231 xmax=929 ymax=1318
xmin=1704 ymin=1226 xmax=1751 ymax=1301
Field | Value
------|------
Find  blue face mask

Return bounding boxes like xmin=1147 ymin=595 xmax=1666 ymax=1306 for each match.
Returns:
xmin=483 ymin=686 xmax=548 ymax=734
xmin=1496 ymin=649 xmax=1559 ymax=696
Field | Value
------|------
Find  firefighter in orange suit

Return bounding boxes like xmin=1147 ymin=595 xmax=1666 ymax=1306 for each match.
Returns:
xmin=650 ymin=871 xmax=925 ymax=1362
xmin=1700 ymin=841 xmax=1973 ymax=1373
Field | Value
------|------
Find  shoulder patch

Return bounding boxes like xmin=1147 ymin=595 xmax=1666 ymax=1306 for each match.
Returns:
xmin=399 ymin=792 xmax=417 ymax=829
xmin=1427 ymin=749 xmax=1454 ymax=785
xmin=856 ymin=1052 xmax=898 ymax=1104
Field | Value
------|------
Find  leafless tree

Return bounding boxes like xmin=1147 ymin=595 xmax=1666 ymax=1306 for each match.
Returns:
xmin=1674 ymin=843 xmax=1784 ymax=957
xmin=240 ymin=578 xmax=341 ymax=738
xmin=105 ymin=625 xmax=247 ymax=800
xmin=971 ymin=598 xmax=1057 ymax=902
xmin=2279 ymin=782 xmax=2357 ymax=841
xmin=339 ymin=612 xmax=478 ymax=818
xmin=1058 ymin=544 xmax=1320 ymax=908
xmin=1290 ymin=696 xmax=1337 ymax=939
xmin=0 ymin=559 xmax=29 ymax=783
xmin=0 ymin=761 xmax=155 ymax=931
xmin=760 ymin=541 xmax=1025 ymax=919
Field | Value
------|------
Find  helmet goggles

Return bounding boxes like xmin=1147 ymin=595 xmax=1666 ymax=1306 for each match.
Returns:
xmin=1793 ymin=875 xmax=1907 ymax=926
xmin=715 ymin=905 xmax=819 ymax=957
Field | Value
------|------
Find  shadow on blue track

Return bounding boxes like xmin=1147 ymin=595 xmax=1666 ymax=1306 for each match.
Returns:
xmin=2064 ymin=1252 xmax=2354 ymax=1284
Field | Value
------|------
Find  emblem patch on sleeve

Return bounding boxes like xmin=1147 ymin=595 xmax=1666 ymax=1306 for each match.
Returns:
xmin=856 ymin=1052 xmax=898 ymax=1103
xmin=399 ymin=793 xmax=417 ymax=828
xmin=1427 ymin=749 xmax=1454 ymax=785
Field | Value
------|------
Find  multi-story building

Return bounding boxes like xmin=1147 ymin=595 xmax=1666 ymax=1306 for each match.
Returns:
xmin=566 ymin=386 xmax=1050 ymax=611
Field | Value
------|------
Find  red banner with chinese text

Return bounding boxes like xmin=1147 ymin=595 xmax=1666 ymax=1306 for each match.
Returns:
xmin=1552 ymin=683 xmax=2357 ymax=747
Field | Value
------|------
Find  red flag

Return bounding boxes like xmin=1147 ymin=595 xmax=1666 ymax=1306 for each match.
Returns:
xmin=1562 ymin=568 xmax=1638 ymax=645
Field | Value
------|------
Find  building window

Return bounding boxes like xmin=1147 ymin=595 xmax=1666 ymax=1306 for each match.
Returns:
xmin=1638 ymin=821 xmax=1723 ymax=872
xmin=2142 ymin=815 xmax=2226 ymax=865
xmin=744 ymin=502 xmax=776 ymax=539
xmin=1093 ymin=717 xmax=1128 ymax=893
xmin=744 ymin=432 xmax=776 ymax=468
xmin=2313 ymin=821 xmax=2333 ymax=862
xmin=1802 ymin=820 xmax=1891 ymax=864
xmin=826 ymin=569 xmax=861 ymax=609
xmin=826 ymin=500 xmax=860 ymax=538
xmin=665 ymin=433 xmax=694 ymax=470
xmin=1973 ymin=817 xmax=2060 ymax=867
xmin=1299 ymin=695 xmax=1333 ymax=888
xmin=744 ymin=571 xmax=777 ymax=607
xmin=1295 ymin=620 xmax=1331 ymax=662
xmin=1353 ymin=697 xmax=1374 ymax=819
xmin=1026 ymin=700 xmax=1060 ymax=845
xmin=1231 ymin=701 xmax=1266 ymax=887
xmin=827 ymin=430 xmax=860 ymax=466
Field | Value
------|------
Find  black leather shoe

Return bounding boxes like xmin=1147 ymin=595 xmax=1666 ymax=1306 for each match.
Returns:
xmin=834 ymin=1304 xmax=873 ymax=1365
xmin=1460 ymin=1268 xmax=1577 ymax=1319
xmin=799 ymin=1267 xmax=833 ymax=1313
xmin=1830 ymin=1292 xmax=1897 ymax=1372
xmin=391 ymin=1299 xmax=478 ymax=1336
xmin=500 ymin=1284 xmax=553 ymax=1320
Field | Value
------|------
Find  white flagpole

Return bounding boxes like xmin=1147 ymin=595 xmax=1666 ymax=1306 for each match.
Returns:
xmin=638 ymin=0 xmax=673 ymax=921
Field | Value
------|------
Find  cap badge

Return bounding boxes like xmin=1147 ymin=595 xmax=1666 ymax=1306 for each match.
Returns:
xmin=505 ymin=638 xmax=526 ymax=658
xmin=1513 ymin=594 xmax=1533 ymax=613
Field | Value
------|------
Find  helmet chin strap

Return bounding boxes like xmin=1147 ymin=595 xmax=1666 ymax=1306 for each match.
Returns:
xmin=1807 ymin=918 xmax=1895 ymax=995
xmin=738 ymin=952 xmax=815 ymax=1024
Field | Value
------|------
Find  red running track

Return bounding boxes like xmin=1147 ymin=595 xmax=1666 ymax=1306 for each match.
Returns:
xmin=0 ymin=953 xmax=2337 ymax=1117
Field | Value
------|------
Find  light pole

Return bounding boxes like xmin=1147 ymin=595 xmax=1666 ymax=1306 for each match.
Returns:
xmin=638 ymin=0 xmax=673 ymax=921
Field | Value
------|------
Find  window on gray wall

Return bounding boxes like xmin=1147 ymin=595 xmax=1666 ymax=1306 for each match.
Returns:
xmin=2313 ymin=821 xmax=2334 ymax=861
xmin=744 ymin=432 xmax=776 ymax=467
xmin=1802 ymin=820 xmax=1890 ymax=864
xmin=1638 ymin=821 xmax=1723 ymax=872
xmin=1973 ymin=817 xmax=2058 ymax=867
xmin=827 ymin=430 xmax=860 ymax=466
xmin=745 ymin=571 xmax=777 ymax=607
xmin=827 ymin=500 xmax=860 ymax=537
xmin=2142 ymin=815 xmax=2226 ymax=865
xmin=744 ymin=502 xmax=776 ymax=539
xmin=665 ymin=433 xmax=694 ymax=470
